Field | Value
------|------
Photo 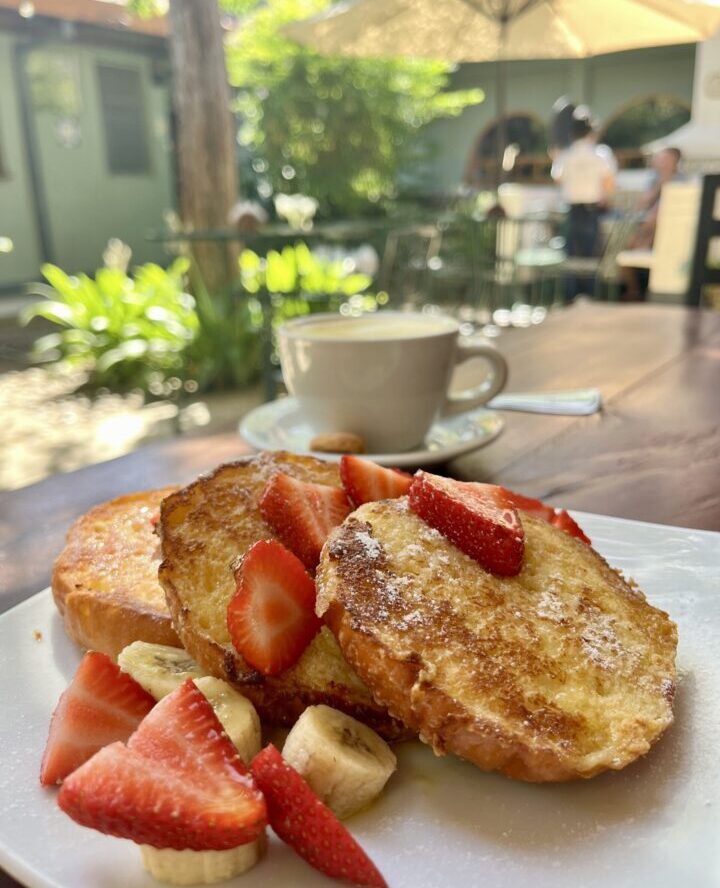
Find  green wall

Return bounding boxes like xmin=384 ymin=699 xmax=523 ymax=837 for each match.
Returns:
xmin=0 ymin=32 xmax=43 ymax=285
xmin=0 ymin=33 xmax=174 ymax=289
xmin=424 ymin=44 xmax=695 ymax=192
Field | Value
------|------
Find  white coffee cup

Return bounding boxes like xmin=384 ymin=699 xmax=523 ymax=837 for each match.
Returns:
xmin=278 ymin=311 xmax=508 ymax=453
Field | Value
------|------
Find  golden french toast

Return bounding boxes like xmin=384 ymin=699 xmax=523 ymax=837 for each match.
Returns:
xmin=158 ymin=452 xmax=409 ymax=740
xmin=52 ymin=489 xmax=180 ymax=660
xmin=317 ymin=498 xmax=678 ymax=781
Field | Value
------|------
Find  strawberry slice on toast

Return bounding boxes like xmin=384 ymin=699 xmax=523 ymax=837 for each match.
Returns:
xmin=40 ymin=650 xmax=155 ymax=786
xmin=409 ymin=472 xmax=525 ymax=576
xmin=550 ymin=508 xmax=591 ymax=544
xmin=251 ymin=744 xmax=387 ymax=888
xmin=228 ymin=539 xmax=321 ymax=676
xmin=498 ymin=489 xmax=555 ymax=523
xmin=259 ymin=472 xmax=352 ymax=569
xmin=500 ymin=488 xmax=591 ymax=544
xmin=58 ymin=679 xmax=266 ymax=850
xmin=340 ymin=455 xmax=413 ymax=506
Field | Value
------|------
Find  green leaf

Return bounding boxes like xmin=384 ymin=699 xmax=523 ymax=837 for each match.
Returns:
xmin=95 ymin=268 xmax=128 ymax=306
xmin=95 ymin=339 xmax=148 ymax=372
xmin=338 ymin=273 xmax=372 ymax=295
xmin=41 ymin=264 xmax=77 ymax=298
xmin=30 ymin=332 xmax=62 ymax=353
xmin=60 ymin=328 xmax=96 ymax=345
xmin=20 ymin=301 xmax=75 ymax=327
xmin=266 ymin=249 xmax=297 ymax=293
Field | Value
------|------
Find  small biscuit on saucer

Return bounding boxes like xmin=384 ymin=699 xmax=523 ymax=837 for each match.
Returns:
xmin=310 ymin=432 xmax=366 ymax=454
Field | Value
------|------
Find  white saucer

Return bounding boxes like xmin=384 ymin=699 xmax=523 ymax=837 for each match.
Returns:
xmin=239 ymin=397 xmax=504 ymax=467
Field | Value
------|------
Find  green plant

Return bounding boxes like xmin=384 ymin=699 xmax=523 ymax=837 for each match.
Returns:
xmin=240 ymin=241 xmax=378 ymax=325
xmin=22 ymin=258 xmax=197 ymax=392
xmin=239 ymin=242 xmax=371 ymax=297
xmin=186 ymin=275 xmax=262 ymax=391
xmin=227 ymin=0 xmax=483 ymax=215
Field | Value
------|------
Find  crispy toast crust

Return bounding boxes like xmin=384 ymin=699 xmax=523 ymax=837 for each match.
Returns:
xmin=52 ymin=489 xmax=180 ymax=660
xmin=317 ymin=500 xmax=678 ymax=781
xmin=158 ymin=452 xmax=410 ymax=740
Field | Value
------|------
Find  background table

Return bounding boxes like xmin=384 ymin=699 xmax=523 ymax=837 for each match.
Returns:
xmin=1 ymin=300 xmax=720 ymax=887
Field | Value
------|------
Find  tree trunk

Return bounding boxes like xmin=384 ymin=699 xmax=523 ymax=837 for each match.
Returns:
xmin=168 ymin=0 xmax=238 ymax=295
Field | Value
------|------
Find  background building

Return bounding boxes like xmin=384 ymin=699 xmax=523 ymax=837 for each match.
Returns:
xmin=427 ymin=44 xmax=694 ymax=192
xmin=0 ymin=0 xmax=173 ymax=290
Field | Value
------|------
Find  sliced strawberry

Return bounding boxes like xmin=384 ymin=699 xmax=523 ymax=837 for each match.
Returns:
xmin=227 ymin=539 xmax=321 ymax=676
xmin=340 ymin=455 xmax=413 ymax=506
xmin=58 ymin=680 xmax=266 ymax=850
xmin=40 ymin=651 xmax=155 ymax=787
xmin=408 ymin=472 xmax=524 ymax=576
xmin=499 ymin=488 xmax=555 ymax=523
xmin=500 ymin=487 xmax=591 ymax=544
xmin=259 ymin=472 xmax=352 ymax=569
xmin=551 ymin=509 xmax=591 ymax=544
xmin=251 ymin=744 xmax=387 ymax=888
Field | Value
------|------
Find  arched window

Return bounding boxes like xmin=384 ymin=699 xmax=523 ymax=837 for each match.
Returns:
xmin=465 ymin=113 xmax=549 ymax=187
xmin=600 ymin=96 xmax=691 ymax=169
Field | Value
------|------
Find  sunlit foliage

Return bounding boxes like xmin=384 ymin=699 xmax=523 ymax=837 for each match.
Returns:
xmin=227 ymin=0 xmax=482 ymax=213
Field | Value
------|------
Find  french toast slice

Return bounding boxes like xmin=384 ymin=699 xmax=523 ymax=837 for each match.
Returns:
xmin=158 ymin=452 xmax=409 ymax=740
xmin=317 ymin=498 xmax=678 ymax=781
xmin=52 ymin=489 xmax=180 ymax=660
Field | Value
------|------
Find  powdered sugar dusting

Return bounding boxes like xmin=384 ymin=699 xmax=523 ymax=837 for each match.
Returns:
xmin=353 ymin=529 xmax=382 ymax=560
xmin=581 ymin=610 xmax=625 ymax=670
xmin=536 ymin=590 xmax=566 ymax=622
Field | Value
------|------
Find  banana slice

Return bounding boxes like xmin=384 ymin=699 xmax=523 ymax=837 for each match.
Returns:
xmin=140 ymin=835 xmax=265 ymax=885
xmin=282 ymin=704 xmax=397 ymax=819
xmin=118 ymin=642 xmax=205 ymax=700
xmin=193 ymin=677 xmax=261 ymax=764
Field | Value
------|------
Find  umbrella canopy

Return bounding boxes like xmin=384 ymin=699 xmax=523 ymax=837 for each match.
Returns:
xmin=285 ymin=0 xmax=720 ymax=61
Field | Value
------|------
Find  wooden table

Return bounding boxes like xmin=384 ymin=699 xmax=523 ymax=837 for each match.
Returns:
xmin=1 ymin=300 xmax=720 ymax=887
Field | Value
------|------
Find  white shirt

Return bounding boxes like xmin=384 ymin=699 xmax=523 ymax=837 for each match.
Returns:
xmin=552 ymin=138 xmax=617 ymax=204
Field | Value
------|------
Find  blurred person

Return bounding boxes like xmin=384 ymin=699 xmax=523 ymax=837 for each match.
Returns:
xmin=621 ymin=147 xmax=684 ymax=301
xmin=637 ymin=147 xmax=683 ymax=224
xmin=551 ymin=108 xmax=617 ymax=301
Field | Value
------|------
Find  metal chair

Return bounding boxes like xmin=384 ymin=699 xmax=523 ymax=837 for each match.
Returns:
xmin=428 ymin=216 xmax=565 ymax=321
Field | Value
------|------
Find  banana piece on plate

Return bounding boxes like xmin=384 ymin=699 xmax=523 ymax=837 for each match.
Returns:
xmin=118 ymin=641 xmax=205 ymax=700
xmin=140 ymin=835 xmax=266 ymax=886
xmin=193 ymin=676 xmax=262 ymax=764
xmin=282 ymin=704 xmax=397 ymax=819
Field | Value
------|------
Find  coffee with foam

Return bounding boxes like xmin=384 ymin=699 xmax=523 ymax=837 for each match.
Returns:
xmin=289 ymin=315 xmax=457 ymax=341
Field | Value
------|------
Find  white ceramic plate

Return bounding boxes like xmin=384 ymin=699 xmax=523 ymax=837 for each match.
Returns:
xmin=1 ymin=513 xmax=719 ymax=888
xmin=239 ymin=397 xmax=504 ymax=467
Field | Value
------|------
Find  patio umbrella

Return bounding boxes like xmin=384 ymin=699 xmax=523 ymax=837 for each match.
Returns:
xmin=285 ymin=0 xmax=720 ymax=180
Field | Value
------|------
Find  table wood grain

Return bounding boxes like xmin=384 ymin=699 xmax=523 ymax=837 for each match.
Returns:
xmin=453 ymin=302 xmax=720 ymax=531
xmin=1 ymin=301 xmax=720 ymax=887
